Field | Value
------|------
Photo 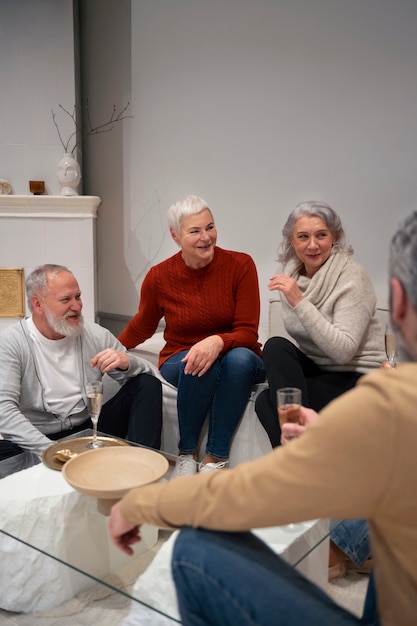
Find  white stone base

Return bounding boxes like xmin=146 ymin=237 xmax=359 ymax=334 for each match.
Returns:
xmin=0 ymin=463 xmax=158 ymax=613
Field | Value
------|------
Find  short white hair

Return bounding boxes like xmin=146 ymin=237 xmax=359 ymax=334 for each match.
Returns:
xmin=167 ymin=195 xmax=212 ymax=234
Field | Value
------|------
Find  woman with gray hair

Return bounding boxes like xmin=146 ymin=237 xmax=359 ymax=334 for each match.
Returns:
xmin=255 ymin=200 xmax=385 ymax=448
xmin=256 ymin=201 xmax=384 ymax=581
xmin=119 ymin=194 xmax=265 ymax=475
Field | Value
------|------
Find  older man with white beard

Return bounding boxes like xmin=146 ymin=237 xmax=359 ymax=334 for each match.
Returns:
xmin=0 ymin=264 xmax=162 ymax=461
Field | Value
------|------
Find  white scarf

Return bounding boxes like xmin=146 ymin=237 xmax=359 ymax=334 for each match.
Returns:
xmin=283 ymin=249 xmax=350 ymax=309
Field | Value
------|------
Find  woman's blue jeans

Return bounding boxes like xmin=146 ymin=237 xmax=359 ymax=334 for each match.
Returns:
xmin=330 ymin=519 xmax=371 ymax=567
xmin=172 ymin=527 xmax=380 ymax=626
xmin=160 ymin=348 xmax=265 ymax=459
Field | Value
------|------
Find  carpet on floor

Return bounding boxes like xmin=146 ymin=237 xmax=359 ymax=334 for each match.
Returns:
xmin=2 ymin=538 xmax=369 ymax=626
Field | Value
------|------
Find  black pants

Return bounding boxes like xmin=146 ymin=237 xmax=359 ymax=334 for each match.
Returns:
xmin=255 ymin=337 xmax=362 ymax=448
xmin=0 ymin=373 xmax=163 ymax=461
xmin=98 ymin=372 xmax=163 ymax=449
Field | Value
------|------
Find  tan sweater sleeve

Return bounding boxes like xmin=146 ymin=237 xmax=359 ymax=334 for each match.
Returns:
xmin=120 ymin=368 xmax=400 ymax=530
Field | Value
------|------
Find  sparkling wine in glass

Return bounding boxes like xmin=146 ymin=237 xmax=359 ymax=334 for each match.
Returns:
xmin=277 ymin=387 xmax=302 ymax=438
xmin=86 ymin=381 xmax=104 ymax=449
xmin=385 ymin=323 xmax=397 ymax=368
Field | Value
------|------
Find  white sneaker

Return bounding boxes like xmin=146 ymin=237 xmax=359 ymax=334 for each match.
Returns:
xmin=198 ymin=460 xmax=229 ymax=473
xmin=173 ymin=454 xmax=197 ymax=478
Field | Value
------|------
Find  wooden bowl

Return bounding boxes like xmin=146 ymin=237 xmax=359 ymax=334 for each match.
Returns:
xmin=62 ymin=446 xmax=169 ymax=514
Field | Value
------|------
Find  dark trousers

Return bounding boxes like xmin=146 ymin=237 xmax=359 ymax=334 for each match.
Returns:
xmin=0 ymin=419 xmax=93 ymax=461
xmin=98 ymin=373 xmax=162 ymax=448
xmin=255 ymin=337 xmax=362 ymax=448
xmin=0 ymin=373 xmax=163 ymax=461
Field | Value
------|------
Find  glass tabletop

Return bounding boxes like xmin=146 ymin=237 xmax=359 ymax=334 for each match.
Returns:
xmin=0 ymin=430 xmax=334 ymax=623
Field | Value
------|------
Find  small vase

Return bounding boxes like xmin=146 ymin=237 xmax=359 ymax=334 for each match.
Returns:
xmin=57 ymin=153 xmax=81 ymax=196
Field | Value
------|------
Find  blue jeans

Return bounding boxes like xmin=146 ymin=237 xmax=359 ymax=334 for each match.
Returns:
xmin=172 ymin=527 xmax=380 ymax=626
xmin=160 ymin=348 xmax=265 ymax=459
xmin=330 ymin=519 xmax=371 ymax=568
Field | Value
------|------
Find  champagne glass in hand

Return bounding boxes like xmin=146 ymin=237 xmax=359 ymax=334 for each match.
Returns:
xmin=277 ymin=387 xmax=302 ymax=441
xmin=86 ymin=381 xmax=104 ymax=448
xmin=385 ymin=323 xmax=397 ymax=368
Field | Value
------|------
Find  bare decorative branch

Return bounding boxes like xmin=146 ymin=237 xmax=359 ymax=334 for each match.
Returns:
xmin=51 ymin=100 xmax=132 ymax=155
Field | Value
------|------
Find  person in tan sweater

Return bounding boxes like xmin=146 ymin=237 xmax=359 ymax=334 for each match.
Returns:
xmin=109 ymin=211 xmax=417 ymax=626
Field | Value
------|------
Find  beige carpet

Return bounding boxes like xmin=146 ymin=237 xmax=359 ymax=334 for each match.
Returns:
xmin=0 ymin=534 xmax=368 ymax=626
xmin=328 ymin=572 xmax=369 ymax=617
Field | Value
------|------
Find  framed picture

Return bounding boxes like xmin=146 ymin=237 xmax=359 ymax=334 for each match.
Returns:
xmin=0 ymin=268 xmax=25 ymax=318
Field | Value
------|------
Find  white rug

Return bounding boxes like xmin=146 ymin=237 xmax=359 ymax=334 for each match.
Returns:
xmin=0 ymin=535 xmax=172 ymax=626
xmin=0 ymin=532 xmax=368 ymax=625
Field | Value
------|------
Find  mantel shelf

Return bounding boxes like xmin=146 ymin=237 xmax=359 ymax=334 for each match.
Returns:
xmin=0 ymin=195 xmax=101 ymax=219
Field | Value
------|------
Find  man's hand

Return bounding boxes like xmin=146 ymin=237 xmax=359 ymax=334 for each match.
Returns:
xmin=91 ymin=349 xmax=129 ymax=373
xmin=182 ymin=335 xmax=224 ymax=377
xmin=281 ymin=406 xmax=319 ymax=444
xmin=108 ymin=501 xmax=141 ymax=556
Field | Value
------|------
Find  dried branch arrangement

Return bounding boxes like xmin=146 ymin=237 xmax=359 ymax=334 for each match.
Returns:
xmin=51 ymin=100 xmax=132 ymax=155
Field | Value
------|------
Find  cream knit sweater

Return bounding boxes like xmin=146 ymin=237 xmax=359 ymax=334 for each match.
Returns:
xmin=280 ymin=250 xmax=385 ymax=372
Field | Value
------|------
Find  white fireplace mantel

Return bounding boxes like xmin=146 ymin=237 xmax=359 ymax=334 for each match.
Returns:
xmin=0 ymin=195 xmax=100 ymax=219
xmin=0 ymin=195 xmax=101 ymax=331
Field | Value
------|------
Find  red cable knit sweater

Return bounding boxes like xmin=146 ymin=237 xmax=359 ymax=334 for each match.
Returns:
xmin=118 ymin=247 xmax=262 ymax=368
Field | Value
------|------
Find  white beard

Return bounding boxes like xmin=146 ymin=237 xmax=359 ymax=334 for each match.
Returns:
xmin=45 ymin=310 xmax=84 ymax=337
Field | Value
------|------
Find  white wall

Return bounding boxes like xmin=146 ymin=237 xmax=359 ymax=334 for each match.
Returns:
xmin=79 ymin=0 xmax=132 ymax=319
xmin=125 ymin=0 xmax=417 ymax=327
xmin=0 ymin=197 xmax=99 ymax=331
xmin=2 ymin=1 xmax=416 ymax=330
xmin=0 ymin=0 xmax=77 ymax=196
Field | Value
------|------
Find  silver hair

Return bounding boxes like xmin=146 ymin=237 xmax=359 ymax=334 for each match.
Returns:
xmin=26 ymin=264 xmax=72 ymax=312
xmin=167 ymin=194 xmax=213 ymax=234
xmin=277 ymin=200 xmax=353 ymax=264
xmin=389 ymin=211 xmax=417 ymax=310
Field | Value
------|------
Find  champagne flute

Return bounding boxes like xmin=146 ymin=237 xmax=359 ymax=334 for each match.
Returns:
xmin=277 ymin=386 xmax=302 ymax=455
xmin=385 ymin=323 xmax=397 ymax=368
xmin=277 ymin=387 xmax=302 ymax=433
xmin=277 ymin=387 xmax=302 ymax=530
xmin=86 ymin=381 xmax=104 ymax=448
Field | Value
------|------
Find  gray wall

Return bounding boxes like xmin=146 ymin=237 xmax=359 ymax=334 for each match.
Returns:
xmin=0 ymin=0 xmax=76 ymax=195
xmin=82 ymin=0 xmax=417 ymax=328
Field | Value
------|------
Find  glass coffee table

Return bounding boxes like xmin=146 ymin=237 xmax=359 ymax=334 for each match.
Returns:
xmin=0 ymin=430 xmax=333 ymax=623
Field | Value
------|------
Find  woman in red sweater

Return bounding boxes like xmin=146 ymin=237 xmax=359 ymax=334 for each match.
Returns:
xmin=118 ymin=195 xmax=265 ymax=475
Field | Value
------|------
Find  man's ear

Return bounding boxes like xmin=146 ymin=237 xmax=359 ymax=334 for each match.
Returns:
xmin=390 ymin=277 xmax=407 ymax=324
xmin=31 ymin=294 xmax=42 ymax=313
